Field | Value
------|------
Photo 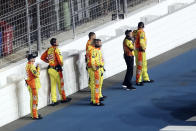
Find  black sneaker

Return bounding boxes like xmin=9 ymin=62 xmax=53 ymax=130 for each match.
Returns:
xmin=99 ymin=97 xmax=104 ymax=101
xmin=136 ymin=82 xmax=144 ymax=86
xmin=32 ymin=114 xmax=43 ymax=120
xmin=143 ymin=80 xmax=154 ymax=83
xmin=51 ymin=101 xmax=59 ymax=106
xmin=93 ymin=102 xmax=104 ymax=106
xmin=61 ymin=97 xmax=72 ymax=103
xmin=126 ymin=86 xmax=136 ymax=90
xmin=102 ymin=96 xmax=107 ymax=99
xmin=38 ymin=114 xmax=43 ymax=119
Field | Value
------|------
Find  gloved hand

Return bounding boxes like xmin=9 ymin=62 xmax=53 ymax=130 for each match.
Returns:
xmin=85 ymin=55 xmax=87 ymax=63
xmin=36 ymin=64 xmax=40 ymax=69
xmin=96 ymin=66 xmax=99 ymax=70
xmin=103 ymin=67 xmax=106 ymax=72
xmin=92 ymin=66 xmax=99 ymax=71
xmin=139 ymin=47 xmax=145 ymax=52
xmin=25 ymin=80 xmax=29 ymax=86
xmin=56 ymin=65 xmax=63 ymax=71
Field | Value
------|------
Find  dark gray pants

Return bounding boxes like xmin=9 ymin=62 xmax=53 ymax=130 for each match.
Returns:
xmin=123 ymin=54 xmax=134 ymax=87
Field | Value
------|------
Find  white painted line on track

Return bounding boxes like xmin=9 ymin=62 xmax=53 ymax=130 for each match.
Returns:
xmin=160 ymin=126 xmax=196 ymax=131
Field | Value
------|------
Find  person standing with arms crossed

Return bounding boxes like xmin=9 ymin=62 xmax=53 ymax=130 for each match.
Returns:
xmin=135 ymin=22 xmax=154 ymax=86
xmin=122 ymin=30 xmax=136 ymax=90
xmin=41 ymin=38 xmax=72 ymax=106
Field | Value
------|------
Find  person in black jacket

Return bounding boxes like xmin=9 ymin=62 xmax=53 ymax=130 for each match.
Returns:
xmin=122 ymin=30 xmax=136 ymax=90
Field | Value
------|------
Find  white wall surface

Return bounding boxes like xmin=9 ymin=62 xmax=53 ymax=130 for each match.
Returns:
xmin=0 ymin=0 xmax=196 ymax=127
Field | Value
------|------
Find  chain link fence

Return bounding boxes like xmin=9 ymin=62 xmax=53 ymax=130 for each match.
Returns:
xmin=0 ymin=0 xmax=159 ymax=68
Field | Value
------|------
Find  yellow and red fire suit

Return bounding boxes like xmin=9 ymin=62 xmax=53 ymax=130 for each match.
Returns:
xmin=86 ymin=40 xmax=95 ymax=64
xmin=98 ymin=48 xmax=104 ymax=98
xmin=41 ymin=46 xmax=67 ymax=103
xmin=86 ymin=40 xmax=104 ymax=97
xmin=26 ymin=62 xmax=41 ymax=119
xmin=135 ymin=29 xmax=150 ymax=83
xmin=88 ymin=47 xmax=103 ymax=104
xmin=133 ymin=30 xmax=138 ymax=40
xmin=86 ymin=40 xmax=93 ymax=53
xmin=86 ymin=40 xmax=94 ymax=88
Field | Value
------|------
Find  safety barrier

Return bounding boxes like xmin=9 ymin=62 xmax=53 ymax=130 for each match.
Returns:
xmin=0 ymin=0 xmax=196 ymax=127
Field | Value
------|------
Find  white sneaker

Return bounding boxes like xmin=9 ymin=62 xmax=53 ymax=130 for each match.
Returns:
xmin=122 ymin=85 xmax=127 ymax=89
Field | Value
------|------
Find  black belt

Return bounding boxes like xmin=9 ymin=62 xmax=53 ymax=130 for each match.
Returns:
xmin=48 ymin=65 xmax=63 ymax=71
xmin=48 ymin=65 xmax=56 ymax=70
xmin=87 ymin=65 xmax=104 ymax=68
xmin=136 ymin=48 xmax=145 ymax=52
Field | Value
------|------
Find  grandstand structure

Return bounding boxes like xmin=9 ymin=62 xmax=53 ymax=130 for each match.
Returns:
xmin=0 ymin=0 xmax=157 ymax=68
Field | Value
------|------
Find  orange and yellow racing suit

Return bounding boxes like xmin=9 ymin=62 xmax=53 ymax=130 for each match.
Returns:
xmin=135 ymin=29 xmax=150 ymax=83
xmin=41 ymin=46 xmax=67 ymax=103
xmin=26 ymin=62 xmax=41 ymax=118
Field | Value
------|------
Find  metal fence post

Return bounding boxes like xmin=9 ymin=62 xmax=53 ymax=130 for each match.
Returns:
xmin=55 ymin=0 xmax=60 ymax=31
xmin=70 ymin=0 xmax=76 ymax=39
xmin=123 ymin=0 xmax=128 ymax=17
xmin=115 ymin=0 xmax=119 ymax=20
xmin=25 ymin=0 xmax=31 ymax=54
xmin=36 ymin=0 xmax=41 ymax=52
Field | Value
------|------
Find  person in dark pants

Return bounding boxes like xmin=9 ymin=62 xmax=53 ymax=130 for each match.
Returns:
xmin=122 ymin=30 xmax=136 ymax=90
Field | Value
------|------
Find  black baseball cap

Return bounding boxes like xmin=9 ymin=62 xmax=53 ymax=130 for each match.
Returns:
xmin=27 ymin=53 xmax=37 ymax=61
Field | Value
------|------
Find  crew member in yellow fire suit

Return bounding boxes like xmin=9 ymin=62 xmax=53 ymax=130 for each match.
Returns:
xmin=41 ymin=38 xmax=71 ymax=106
xmin=88 ymin=39 xmax=104 ymax=106
xmin=96 ymin=39 xmax=106 ymax=101
xmin=86 ymin=32 xmax=96 ymax=89
xmin=26 ymin=53 xmax=42 ymax=120
xmin=135 ymin=22 xmax=154 ymax=86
